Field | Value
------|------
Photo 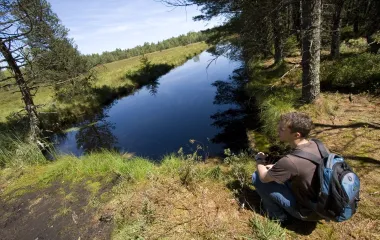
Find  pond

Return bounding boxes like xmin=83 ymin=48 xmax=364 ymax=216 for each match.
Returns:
xmin=54 ymin=51 xmax=247 ymax=160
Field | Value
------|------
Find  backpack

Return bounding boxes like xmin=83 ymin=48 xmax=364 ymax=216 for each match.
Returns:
xmin=290 ymin=139 xmax=360 ymax=222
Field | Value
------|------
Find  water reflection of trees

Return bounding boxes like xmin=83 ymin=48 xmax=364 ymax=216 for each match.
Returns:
xmin=75 ymin=117 xmax=118 ymax=153
xmin=210 ymin=67 xmax=258 ymax=152
xmin=146 ymin=80 xmax=160 ymax=96
xmin=193 ymin=55 xmax=200 ymax=62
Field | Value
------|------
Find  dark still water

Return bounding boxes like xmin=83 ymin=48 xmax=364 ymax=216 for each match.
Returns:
xmin=55 ymin=51 xmax=244 ymax=159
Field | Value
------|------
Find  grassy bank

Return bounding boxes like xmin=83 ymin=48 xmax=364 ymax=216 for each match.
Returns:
xmin=0 ymin=42 xmax=208 ymax=123
xmin=0 ymin=149 xmax=264 ymax=239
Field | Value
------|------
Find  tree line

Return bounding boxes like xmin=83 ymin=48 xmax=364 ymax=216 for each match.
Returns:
xmin=84 ymin=31 xmax=210 ymax=66
xmin=161 ymin=0 xmax=380 ymax=102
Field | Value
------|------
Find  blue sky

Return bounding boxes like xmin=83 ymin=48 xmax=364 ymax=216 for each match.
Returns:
xmin=49 ymin=0 xmax=221 ymax=55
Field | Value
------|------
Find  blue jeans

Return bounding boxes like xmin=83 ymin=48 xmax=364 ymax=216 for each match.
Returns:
xmin=251 ymin=171 xmax=309 ymax=221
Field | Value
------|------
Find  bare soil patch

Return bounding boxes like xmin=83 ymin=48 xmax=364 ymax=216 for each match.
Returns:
xmin=0 ymin=177 xmax=116 ymax=240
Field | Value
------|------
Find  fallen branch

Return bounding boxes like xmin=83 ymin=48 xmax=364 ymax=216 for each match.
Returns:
xmin=280 ymin=63 xmax=300 ymax=80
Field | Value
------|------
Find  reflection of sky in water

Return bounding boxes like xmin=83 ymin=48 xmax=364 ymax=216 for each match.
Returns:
xmin=56 ymin=51 xmax=241 ymax=159
xmin=56 ymin=131 xmax=84 ymax=155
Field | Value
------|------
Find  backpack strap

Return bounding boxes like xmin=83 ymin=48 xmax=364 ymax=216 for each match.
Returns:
xmin=288 ymin=139 xmax=328 ymax=164
xmin=290 ymin=150 xmax=321 ymax=164
xmin=311 ymin=138 xmax=329 ymax=158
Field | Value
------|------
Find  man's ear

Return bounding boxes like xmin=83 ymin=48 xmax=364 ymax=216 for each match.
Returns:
xmin=293 ymin=132 xmax=302 ymax=138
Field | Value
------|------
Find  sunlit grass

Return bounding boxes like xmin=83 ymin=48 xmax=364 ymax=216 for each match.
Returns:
xmin=0 ymin=87 xmax=54 ymax=122
xmin=0 ymin=151 xmax=156 ymax=197
xmin=95 ymin=42 xmax=207 ymax=87
xmin=249 ymin=214 xmax=286 ymax=240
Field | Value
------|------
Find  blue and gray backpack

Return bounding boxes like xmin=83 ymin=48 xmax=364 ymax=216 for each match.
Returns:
xmin=291 ymin=139 xmax=360 ymax=222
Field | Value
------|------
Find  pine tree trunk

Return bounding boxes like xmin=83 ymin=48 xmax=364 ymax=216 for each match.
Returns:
xmin=301 ymin=0 xmax=321 ymax=103
xmin=292 ymin=1 xmax=302 ymax=43
xmin=0 ymin=40 xmax=41 ymax=143
xmin=272 ymin=0 xmax=284 ymax=64
xmin=353 ymin=19 xmax=359 ymax=35
xmin=331 ymin=0 xmax=344 ymax=58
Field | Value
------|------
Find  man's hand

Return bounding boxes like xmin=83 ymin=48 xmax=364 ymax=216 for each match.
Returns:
xmin=255 ymin=153 xmax=276 ymax=183
xmin=255 ymin=152 xmax=267 ymax=162
xmin=265 ymin=164 xmax=274 ymax=169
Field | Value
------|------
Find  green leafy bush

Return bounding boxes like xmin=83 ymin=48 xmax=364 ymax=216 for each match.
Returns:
xmin=321 ymin=53 xmax=380 ymax=93
xmin=224 ymin=149 xmax=256 ymax=188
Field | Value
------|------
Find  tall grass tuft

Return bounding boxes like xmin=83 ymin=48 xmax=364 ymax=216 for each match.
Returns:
xmin=159 ymin=154 xmax=184 ymax=176
xmin=247 ymin=84 xmax=298 ymax=139
xmin=39 ymin=151 xmax=156 ymax=183
xmin=249 ymin=214 xmax=286 ymax=240
xmin=0 ymin=132 xmax=47 ymax=167
xmin=261 ymin=93 xmax=298 ymax=138
xmin=246 ymin=62 xmax=300 ymax=140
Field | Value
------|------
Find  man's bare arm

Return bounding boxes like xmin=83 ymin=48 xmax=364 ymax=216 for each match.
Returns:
xmin=257 ymin=163 xmax=276 ymax=183
xmin=255 ymin=152 xmax=276 ymax=183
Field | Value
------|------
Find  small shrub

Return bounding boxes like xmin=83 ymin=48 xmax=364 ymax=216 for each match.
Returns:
xmin=340 ymin=38 xmax=368 ymax=54
xmin=206 ymin=166 xmax=222 ymax=180
xmin=179 ymin=159 xmax=197 ymax=187
xmin=112 ymin=220 xmax=145 ymax=240
xmin=224 ymin=149 xmax=256 ymax=188
xmin=141 ymin=200 xmax=155 ymax=224
xmin=321 ymin=53 xmax=380 ymax=93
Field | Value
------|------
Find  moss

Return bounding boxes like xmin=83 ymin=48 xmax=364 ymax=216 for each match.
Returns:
xmin=85 ymin=181 xmax=102 ymax=196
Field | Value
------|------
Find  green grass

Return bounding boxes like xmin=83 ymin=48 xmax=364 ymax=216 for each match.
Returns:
xmin=158 ymin=154 xmax=185 ymax=176
xmin=0 ymin=142 xmax=257 ymax=200
xmin=0 ymin=132 xmax=47 ymax=167
xmin=0 ymin=151 xmax=156 ymax=197
xmin=246 ymin=62 xmax=300 ymax=139
xmin=249 ymin=214 xmax=286 ymax=240
xmin=0 ymin=87 xmax=54 ymax=123
xmin=0 ymin=148 xmax=263 ymax=239
xmin=0 ymin=42 xmax=208 ymax=123
xmin=96 ymin=43 xmax=207 ymax=88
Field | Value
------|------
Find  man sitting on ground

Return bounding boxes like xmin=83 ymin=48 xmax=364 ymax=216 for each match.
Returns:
xmin=252 ymin=112 xmax=323 ymax=223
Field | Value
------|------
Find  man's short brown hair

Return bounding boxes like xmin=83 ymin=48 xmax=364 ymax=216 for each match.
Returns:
xmin=280 ymin=112 xmax=313 ymax=138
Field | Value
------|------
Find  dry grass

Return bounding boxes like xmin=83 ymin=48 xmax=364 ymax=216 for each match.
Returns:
xmin=109 ymin=177 xmax=253 ymax=240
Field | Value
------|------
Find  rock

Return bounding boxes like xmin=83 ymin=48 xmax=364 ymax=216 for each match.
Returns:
xmin=99 ymin=213 xmax=113 ymax=222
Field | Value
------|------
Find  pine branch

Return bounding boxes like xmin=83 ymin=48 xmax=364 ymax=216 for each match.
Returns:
xmin=159 ymin=0 xmax=194 ymax=7
xmin=0 ymin=76 xmax=15 ymax=82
